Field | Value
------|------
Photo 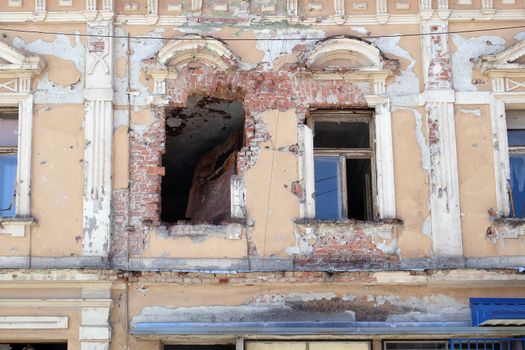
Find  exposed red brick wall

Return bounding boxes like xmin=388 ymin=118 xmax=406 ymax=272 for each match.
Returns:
xmin=426 ymin=25 xmax=452 ymax=90
xmin=123 ymin=65 xmax=369 ymax=256
xmin=293 ymin=223 xmax=399 ymax=269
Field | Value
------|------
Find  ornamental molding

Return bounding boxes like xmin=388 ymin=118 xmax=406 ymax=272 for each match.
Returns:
xmin=305 ymin=36 xmax=383 ymax=69
xmin=157 ymin=35 xmax=239 ymax=71
xmin=0 ymin=41 xmax=45 ymax=77
xmin=0 ymin=316 xmax=68 ymax=329
xmin=476 ymin=39 xmax=525 ymax=76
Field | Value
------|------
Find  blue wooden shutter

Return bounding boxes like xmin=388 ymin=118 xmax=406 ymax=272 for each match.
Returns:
xmin=0 ymin=154 xmax=17 ymax=217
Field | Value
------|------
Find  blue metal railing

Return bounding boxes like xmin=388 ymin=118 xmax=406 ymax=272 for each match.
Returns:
xmin=451 ymin=338 xmax=525 ymax=350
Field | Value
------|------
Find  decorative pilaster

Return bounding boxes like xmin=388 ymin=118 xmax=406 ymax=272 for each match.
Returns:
xmin=421 ymin=20 xmax=463 ymax=257
xmin=79 ymin=286 xmax=112 ymax=350
xmin=482 ymin=0 xmax=495 ymax=14
xmin=334 ymin=0 xmax=345 ymax=16
xmin=147 ymin=0 xmax=158 ymax=15
xmin=192 ymin=0 xmax=203 ymax=11
xmin=419 ymin=0 xmax=433 ymax=19
xmin=87 ymin=0 xmax=96 ymax=11
xmin=376 ymin=0 xmax=389 ymax=24
xmin=102 ymin=0 xmax=113 ymax=11
xmin=35 ymin=0 xmax=46 ymax=12
xmin=437 ymin=0 xmax=450 ymax=19
xmin=287 ymin=0 xmax=298 ymax=16
xmin=83 ymin=22 xmax=114 ymax=257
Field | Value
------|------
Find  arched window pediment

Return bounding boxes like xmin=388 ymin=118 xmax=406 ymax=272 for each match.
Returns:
xmin=157 ymin=35 xmax=238 ymax=71
xmin=304 ymin=36 xmax=383 ymax=71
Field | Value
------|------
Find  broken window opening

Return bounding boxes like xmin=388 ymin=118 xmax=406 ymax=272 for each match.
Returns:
xmin=506 ymin=109 xmax=525 ymax=218
xmin=0 ymin=107 xmax=18 ymax=218
xmin=309 ymin=109 xmax=375 ymax=221
xmin=161 ymin=96 xmax=245 ymax=224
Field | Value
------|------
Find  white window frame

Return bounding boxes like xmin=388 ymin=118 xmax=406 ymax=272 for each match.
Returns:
xmin=299 ymin=95 xmax=396 ymax=221
xmin=477 ymin=39 xmax=525 ymax=217
xmin=490 ymin=95 xmax=525 ymax=217
xmin=307 ymin=110 xmax=377 ymax=220
xmin=298 ymin=37 xmax=396 ymax=221
xmin=0 ymin=42 xmax=44 ymax=236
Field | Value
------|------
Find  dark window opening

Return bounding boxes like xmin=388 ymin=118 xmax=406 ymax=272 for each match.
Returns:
xmin=161 ymin=96 xmax=244 ymax=224
xmin=165 ymin=345 xmax=236 ymax=350
xmin=310 ymin=110 xmax=375 ymax=221
xmin=0 ymin=343 xmax=67 ymax=350
xmin=506 ymin=109 xmax=525 ymax=217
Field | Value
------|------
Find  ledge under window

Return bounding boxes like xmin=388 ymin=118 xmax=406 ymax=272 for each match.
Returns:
xmin=156 ymin=222 xmax=246 ymax=240
xmin=0 ymin=216 xmax=36 ymax=237
xmin=288 ymin=219 xmax=403 ymax=269
xmin=487 ymin=217 xmax=525 ymax=239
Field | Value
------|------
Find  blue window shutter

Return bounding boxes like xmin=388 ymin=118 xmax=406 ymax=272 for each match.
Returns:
xmin=0 ymin=154 xmax=17 ymax=218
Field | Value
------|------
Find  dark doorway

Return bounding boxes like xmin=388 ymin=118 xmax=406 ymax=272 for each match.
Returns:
xmin=161 ymin=96 xmax=244 ymax=224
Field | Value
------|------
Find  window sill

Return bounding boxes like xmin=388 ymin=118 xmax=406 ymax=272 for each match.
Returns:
xmin=295 ymin=218 xmax=402 ymax=228
xmin=0 ymin=216 xmax=36 ymax=237
xmin=157 ymin=221 xmax=246 ymax=240
xmin=488 ymin=217 xmax=525 ymax=239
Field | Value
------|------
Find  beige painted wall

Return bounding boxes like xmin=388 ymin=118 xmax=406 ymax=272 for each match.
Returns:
xmin=1 ymin=13 xmax=525 ymax=260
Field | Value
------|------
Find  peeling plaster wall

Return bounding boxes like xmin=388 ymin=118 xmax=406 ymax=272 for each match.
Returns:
xmin=391 ymin=108 xmax=432 ymax=258
xmin=13 ymin=32 xmax=85 ymax=104
xmin=126 ymin=277 xmax=525 ymax=327
xmin=451 ymin=35 xmax=506 ymax=92
xmin=1 ymin=15 xmax=525 ymax=266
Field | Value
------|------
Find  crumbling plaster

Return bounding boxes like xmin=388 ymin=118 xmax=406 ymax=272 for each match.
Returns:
xmin=128 ymin=282 xmax=525 ymax=326
xmin=390 ymin=108 xmax=432 ymax=258
xmin=12 ymin=32 xmax=85 ymax=104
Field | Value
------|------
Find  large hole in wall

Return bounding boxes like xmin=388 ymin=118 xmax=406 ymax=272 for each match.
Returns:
xmin=161 ymin=96 xmax=245 ymax=224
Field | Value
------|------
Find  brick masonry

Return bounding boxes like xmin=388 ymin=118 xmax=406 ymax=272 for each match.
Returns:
xmin=117 ymin=64 xmax=371 ymax=258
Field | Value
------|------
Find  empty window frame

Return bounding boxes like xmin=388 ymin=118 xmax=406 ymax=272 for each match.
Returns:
xmin=506 ymin=109 xmax=525 ymax=217
xmin=309 ymin=110 xmax=376 ymax=221
xmin=0 ymin=108 xmax=18 ymax=218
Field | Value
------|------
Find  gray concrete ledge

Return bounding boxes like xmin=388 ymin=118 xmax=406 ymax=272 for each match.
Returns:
xmin=1 ymin=255 xmax=524 ymax=271
xmin=0 ymin=256 xmax=108 ymax=269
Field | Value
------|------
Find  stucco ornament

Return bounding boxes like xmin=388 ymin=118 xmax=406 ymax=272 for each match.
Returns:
xmin=144 ymin=35 xmax=240 ymax=102
xmin=157 ymin=35 xmax=239 ymax=71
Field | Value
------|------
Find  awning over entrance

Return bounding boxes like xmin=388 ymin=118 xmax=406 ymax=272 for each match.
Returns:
xmin=131 ymin=321 xmax=525 ymax=336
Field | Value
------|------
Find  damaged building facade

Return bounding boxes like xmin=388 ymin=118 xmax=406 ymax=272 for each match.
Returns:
xmin=1 ymin=0 xmax=525 ymax=349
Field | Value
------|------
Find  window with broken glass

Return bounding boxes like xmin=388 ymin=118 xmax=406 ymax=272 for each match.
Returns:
xmin=0 ymin=108 xmax=18 ymax=218
xmin=309 ymin=110 xmax=376 ymax=221
xmin=507 ymin=109 xmax=525 ymax=218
